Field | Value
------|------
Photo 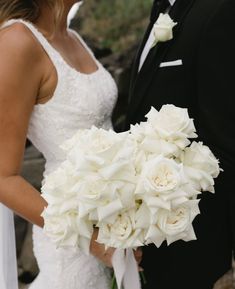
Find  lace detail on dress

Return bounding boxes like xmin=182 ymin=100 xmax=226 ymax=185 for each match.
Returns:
xmin=1 ymin=19 xmax=117 ymax=289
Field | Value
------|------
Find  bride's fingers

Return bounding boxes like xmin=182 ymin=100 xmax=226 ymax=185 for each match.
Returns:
xmin=138 ymin=266 xmax=144 ymax=272
xmin=134 ymin=248 xmax=143 ymax=264
xmin=103 ymin=247 xmax=115 ymax=268
xmin=90 ymin=229 xmax=115 ymax=268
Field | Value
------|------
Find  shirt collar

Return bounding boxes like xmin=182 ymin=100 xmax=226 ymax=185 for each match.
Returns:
xmin=169 ymin=0 xmax=176 ymax=5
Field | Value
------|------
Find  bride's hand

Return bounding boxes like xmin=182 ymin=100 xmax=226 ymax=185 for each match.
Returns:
xmin=134 ymin=247 xmax=143 ymax=269
xmin=90 ymin=229 xmax=143 ymax=270
xmin=90 ymin=228 xmax=115 ymax=268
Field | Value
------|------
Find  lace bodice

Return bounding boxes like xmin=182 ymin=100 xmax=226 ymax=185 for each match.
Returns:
xmin=2 ymin=19 xmax=117 ymax=289
xmin=3 ymin=19 xmax=117 ymax=177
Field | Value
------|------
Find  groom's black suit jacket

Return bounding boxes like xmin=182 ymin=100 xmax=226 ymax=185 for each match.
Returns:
xmin=125 ymin=0 xmax=235 ymax=288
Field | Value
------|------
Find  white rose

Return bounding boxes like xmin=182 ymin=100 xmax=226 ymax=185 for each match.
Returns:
xmin=70 ymin=176 xmax=108 ymax=219
xmin=146 ymin=105 xmax=197 ymax=149
xmin=133 ymin=149 xmax=147 ymax=175
xmin=181 ymin=142 xmax=221 ymax=192
xmin=153 ymin=13 xmax=177 ymax=44
xmin=61 ymin=126 xmax=119 ymax=154
xmin=130 ymin=122 xmax=146 ymax=143
xmin=140 ymin=155 xmax=184 ymax=195
xmin=41 ymin=161 xmax=80 ymax=217
xmin=99 ymin=157 xmax=137 ymax=183
xmin=144 ymin=157 xmax=181 ymax=192
xmin=135 ymin=202 xmax=151 ymax=229
xmin=43 ymin=194 xmax=79 ymax=217
xmin=42 ymin=210 xmax=78 ymax=245
xmin=41 ymin=160 xmax=77 ymax=197
xmin=61 ymin=126 xmax=129 ymax=168
xmin=77 ymin=181 xmax=124 ymax=222
xmin=182 ymin=142 xmax=220 ymax=177
xmin=136 ymin=156 xmax=188 ymax=211
xmin=97 ymin=209 xmax=145 ymax=249
xmin=145 ymin=200 xmax=200 ymax=247
xmin=42 ymin=209 xmax=93 ymax=254
xmin=141 ymin=137 xmax=180 ymax=158
xmin=71 ymin=171 xmax=136 ymax=222
xmin=131 ymin=121 xmax=180 ymax=159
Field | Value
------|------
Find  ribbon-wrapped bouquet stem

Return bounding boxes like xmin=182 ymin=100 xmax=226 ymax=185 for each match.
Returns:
xmin=41 ymin=105 xmax=221 ymax=289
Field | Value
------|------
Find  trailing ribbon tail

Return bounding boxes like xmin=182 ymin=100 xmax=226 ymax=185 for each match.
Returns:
xmin=112 ymin=249 xmax=141 ymax=289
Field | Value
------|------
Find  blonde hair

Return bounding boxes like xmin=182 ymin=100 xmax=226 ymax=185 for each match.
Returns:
xmin=0 ymin=0 xmax=64 ymax=26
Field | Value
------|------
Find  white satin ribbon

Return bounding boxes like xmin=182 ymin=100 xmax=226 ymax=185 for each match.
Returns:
xmin=0 ymin=204 xmax=18 ymax=289
xmin=112 ymin=249 xmax=141 ymax=289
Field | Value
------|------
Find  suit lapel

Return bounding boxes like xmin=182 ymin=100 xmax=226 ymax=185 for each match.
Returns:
xmin=129 ymin=0 xmax=167 ymax=93
xmin=128 ymin=0 xmax=196 ymax=119
xmin=129 ymin=21 xmax=154 ymax=93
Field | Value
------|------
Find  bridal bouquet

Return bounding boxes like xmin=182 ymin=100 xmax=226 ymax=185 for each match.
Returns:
xmin=41 ymin=104 xmax=220 ymax=289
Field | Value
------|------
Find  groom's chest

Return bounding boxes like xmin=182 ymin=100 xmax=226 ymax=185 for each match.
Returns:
xmin=128 ymin=0 xmax=224 ymax=125
xmin=132 ymin=0 xmax=217 ymax=105
xmin=140 ymin=1 xmax=210 ymax=83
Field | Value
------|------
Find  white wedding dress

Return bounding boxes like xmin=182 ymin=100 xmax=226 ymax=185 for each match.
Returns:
xmin=2 ymin=19 xmax=117 ymax=289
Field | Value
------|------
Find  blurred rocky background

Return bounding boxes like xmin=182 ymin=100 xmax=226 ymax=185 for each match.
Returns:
xmin=17 ymin=0 xmax=234 ymax=288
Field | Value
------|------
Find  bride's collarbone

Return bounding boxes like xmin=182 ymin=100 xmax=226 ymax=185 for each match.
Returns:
xmin=48 ymin=32 xmax=99 ymax=74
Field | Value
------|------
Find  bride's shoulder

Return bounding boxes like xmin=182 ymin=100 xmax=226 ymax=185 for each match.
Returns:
xmin=0 ymin=22 xmax=43 ymax=63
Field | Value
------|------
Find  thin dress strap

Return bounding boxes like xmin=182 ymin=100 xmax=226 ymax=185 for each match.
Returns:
xmin=68 ymin=28 xmax=98 ymax=64
xmin=1 ymin=19 xmax=58 ymax=70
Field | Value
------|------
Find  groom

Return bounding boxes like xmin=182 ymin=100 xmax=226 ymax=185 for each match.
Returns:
xmin=125 ymin=0 xmax=235 ymax=288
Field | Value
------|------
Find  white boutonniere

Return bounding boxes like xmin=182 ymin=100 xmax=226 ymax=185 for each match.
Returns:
xmin=152 ymin=13 xmax=177 ymax=47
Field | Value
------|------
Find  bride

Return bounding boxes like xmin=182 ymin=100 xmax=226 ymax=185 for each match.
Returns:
xmin=0 ymin=1 xmax=141 ymax=288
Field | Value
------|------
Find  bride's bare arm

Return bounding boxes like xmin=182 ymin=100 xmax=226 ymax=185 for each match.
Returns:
xmin=0 ymin=25 xmax=109 ymax=259
xmin=0 ymin=24 xmax=142 ymax=267
xmin=0 ymin=24 xmax=48 ymax=227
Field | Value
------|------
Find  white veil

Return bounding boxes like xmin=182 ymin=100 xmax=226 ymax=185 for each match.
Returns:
xmin=0 ymin=204 xmax=18 ymax=289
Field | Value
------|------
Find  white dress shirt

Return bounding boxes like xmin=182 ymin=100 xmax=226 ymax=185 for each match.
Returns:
xmin=67 ymin=2 xmax=83 ymax=26
xmin=138 ymin=0 xmax=176 ymax=71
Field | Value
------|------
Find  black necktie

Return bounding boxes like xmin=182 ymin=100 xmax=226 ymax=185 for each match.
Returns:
xmin=150 ymin=0 xmax=171 ymax=23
